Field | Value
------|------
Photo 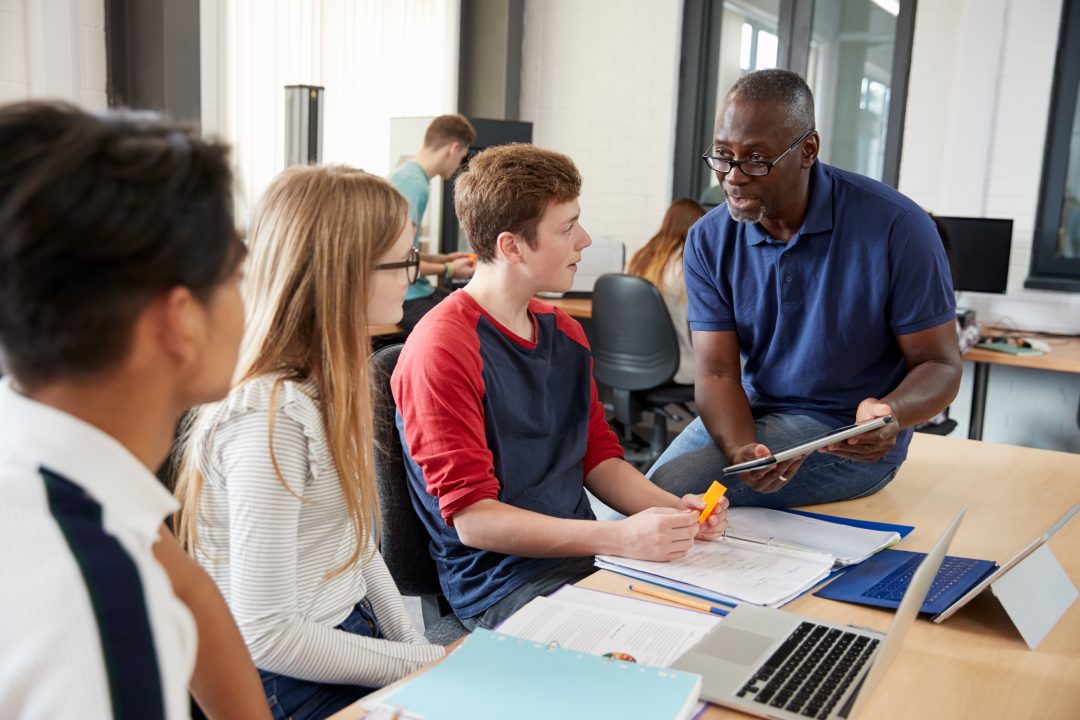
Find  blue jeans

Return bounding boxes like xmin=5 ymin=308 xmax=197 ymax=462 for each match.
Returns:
xmin=647 ymin=413 xmax=899 ymax=508
xmin=259 ymin=599 xmax=381 ymax=720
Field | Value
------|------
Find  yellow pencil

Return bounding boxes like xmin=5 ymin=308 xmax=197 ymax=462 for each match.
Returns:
xmin=628 ymin=583 xmax=729 ymax=616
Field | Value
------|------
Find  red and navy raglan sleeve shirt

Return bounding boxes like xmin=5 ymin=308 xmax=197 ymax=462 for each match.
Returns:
xmin=390 ymin=290 xmax=623 ymax=619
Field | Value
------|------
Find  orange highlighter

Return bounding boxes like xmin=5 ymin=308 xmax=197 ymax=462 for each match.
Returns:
xmin=697 ymin=480 xmax=727 ymax=523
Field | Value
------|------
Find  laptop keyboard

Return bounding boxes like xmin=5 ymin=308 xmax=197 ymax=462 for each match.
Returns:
xmin=861 ymin=554 xmax=981 ymax=605
xmin=736 ymin=622 xmax=879 ymax=719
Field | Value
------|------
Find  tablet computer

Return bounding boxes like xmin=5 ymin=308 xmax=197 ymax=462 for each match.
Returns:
xmin=722 ymin=415 xmax=894 ymax=475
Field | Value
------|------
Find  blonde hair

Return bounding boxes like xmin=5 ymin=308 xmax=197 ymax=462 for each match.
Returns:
xmin=175 ymin=164 xmax=408 ymax=578
xmin=626 ymin=198 xmax=705 ymax=294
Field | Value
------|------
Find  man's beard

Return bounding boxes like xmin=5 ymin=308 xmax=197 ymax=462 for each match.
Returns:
xmin=727 ymin=201 xmax=765 ymax=224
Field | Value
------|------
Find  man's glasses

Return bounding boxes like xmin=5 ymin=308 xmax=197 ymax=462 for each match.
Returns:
xmin=374 ymin=247 xmax=421 ymax=284
xmin=702 ymin=127 xmax=815 ymax=177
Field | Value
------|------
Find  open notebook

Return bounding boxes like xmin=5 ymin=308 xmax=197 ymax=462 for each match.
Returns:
xmin=596 ymin=508 xmax=906 ymax=607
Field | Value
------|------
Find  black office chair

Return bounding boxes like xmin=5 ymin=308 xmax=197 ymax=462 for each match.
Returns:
xmin=370 ymin=344 xmax=468 ymax=645
xmin=591 ymin=273 xmax=696 ymax=469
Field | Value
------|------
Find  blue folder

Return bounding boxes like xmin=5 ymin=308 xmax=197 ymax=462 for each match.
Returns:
xmin=779 ymin=508 xmax=915 ymax=539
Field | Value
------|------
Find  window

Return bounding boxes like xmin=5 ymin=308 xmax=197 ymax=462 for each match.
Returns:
xmin=1027 ymin=0 xmax=1080 ymax=292
xmin=202 ymin=0 xmax=459 ymax=225
xmin=808 ymin=0 xmax=901 ymax=182
xmin=673 ymin=0 xmax=916 ymax=202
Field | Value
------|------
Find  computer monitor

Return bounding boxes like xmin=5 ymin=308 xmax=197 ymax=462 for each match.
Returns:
xmin=933 ymin=216 xmax=1013 ymax=294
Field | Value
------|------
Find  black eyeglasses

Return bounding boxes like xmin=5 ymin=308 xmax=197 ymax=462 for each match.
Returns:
xmin=374 ymin=247 xmax=421 ymax=284
xmin=702 ymin=127 xmax=815 ymax=177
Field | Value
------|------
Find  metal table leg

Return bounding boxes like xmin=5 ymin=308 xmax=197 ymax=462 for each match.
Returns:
xmin=969 ymin=362 xmax=990 ymax=440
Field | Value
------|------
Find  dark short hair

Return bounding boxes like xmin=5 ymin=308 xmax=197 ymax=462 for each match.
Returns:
xmin=453 ymin=143 xmax=581 ymax=261
xmin=0 ymin=101 xmax=240 ymax=386
xmin=423 ymin=114 xmax=477 ymax=149
xmin=725 ymin=68 xmax=816 ymax=134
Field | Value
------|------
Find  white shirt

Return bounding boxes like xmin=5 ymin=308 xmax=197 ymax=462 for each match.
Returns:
xmin=192 ymin=377 xmax=441 ymax=686
xmin=0 ymin=379 xmax=196 ymax=719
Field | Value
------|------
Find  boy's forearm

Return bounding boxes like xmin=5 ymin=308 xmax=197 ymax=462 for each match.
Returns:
xmin=584 ymin=457 xmax=682 ymax=515
xmin=452 ymin=499 xmax=622 ymax=557
xmin=154 ymin=527 xmax=272 ymax=720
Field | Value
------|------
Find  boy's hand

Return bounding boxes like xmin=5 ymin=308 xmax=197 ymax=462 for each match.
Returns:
xmin=680 ymin=493 xmax=729 ymax=541
xmin=616 ymin=507 xmax=699 ymax=561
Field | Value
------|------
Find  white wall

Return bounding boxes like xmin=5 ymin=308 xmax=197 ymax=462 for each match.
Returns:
xmin=520 ymin=0 xmax=683 ymax=258
xmin=899 ymin=0 xmax=1080 ymax=336
xmin=0 ymin=0 xmax=106 ymax=109
xmin=900 ymin=0 xmax=1080 ymax=452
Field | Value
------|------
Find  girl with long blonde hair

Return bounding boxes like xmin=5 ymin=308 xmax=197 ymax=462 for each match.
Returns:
xmin=626 ymin=197 xmax=706 ymax=385
xmin=174 ymin=165 xmax=442 ymax=719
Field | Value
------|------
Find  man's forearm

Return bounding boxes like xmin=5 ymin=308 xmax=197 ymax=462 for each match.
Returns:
xmin=419 ymin=258 xmax=446 ymax=276
xmin=696 ymin=374 xmax=757 ymax=457
xmin=881 ymin=360 xmax=962 ymax=428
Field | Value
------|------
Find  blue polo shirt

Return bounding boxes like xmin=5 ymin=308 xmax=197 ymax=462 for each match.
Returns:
xmin=684 ymin=161 xmax=955 ymax=464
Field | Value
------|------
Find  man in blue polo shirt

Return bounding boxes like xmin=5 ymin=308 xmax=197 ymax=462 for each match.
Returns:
xmin=648 ymin=69 xmax=961 ymax=507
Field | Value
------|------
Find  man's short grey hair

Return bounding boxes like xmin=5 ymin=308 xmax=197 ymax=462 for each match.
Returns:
xmin=724 ymin=69 xmax=816 ymax=134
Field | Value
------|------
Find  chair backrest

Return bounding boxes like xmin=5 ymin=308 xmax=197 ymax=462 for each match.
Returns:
xmin=591 ymin=273 xmax=680 ymax=391
xmin=370 ymin=343 xmax=442 ymax=597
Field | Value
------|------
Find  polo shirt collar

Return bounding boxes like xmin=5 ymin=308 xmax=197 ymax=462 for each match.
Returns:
xmin=743 ymin=160 xmax=834 ymax=245
xmin=0 ymin=378 xmax=177 ymax=540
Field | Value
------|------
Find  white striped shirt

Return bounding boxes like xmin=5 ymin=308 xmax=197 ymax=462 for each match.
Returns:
xmin=191 ymin=377 xmax=442 ymax=686
xmin=0 ymin=379 xmax=196 ymax=719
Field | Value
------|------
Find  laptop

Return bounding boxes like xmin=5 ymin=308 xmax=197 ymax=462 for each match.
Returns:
xmin=672 ymin=508 xmax=965 ymax=720
xmin=537 ymin=236 xmax=625 ymax=298
xmin=816 ymin=499 xmax=1080 ymax=622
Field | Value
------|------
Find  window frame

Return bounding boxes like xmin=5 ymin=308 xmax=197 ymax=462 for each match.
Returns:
xmin=672 ymin=0 xmax=917 ymax=201
xmin=1026 ymin=0 xmax=1080 ymax=292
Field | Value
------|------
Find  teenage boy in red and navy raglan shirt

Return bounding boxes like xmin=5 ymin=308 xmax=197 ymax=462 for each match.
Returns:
xmin=391 ymin=144 xmax=729 ymax=631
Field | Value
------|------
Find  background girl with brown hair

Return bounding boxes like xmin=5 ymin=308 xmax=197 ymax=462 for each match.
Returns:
xmin=626 ymin=197 xmax=706 ymax=385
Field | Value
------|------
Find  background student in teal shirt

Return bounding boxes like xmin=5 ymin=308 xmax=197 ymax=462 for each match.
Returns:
xmin=389 ymin=114 xmax=478 ymax=331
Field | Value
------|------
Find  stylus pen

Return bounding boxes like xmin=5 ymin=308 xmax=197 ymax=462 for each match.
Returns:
xmin=628 ymin=584 xmax=731 ymax=616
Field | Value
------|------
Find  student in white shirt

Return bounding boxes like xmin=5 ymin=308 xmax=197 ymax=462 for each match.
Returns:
xmin=0 ymin=101 xmax=269 ymax=718
xmin=175 ymin=165 xmax=444 ymax=720
xmin=626 ymin=198 xmax=707 ymax=385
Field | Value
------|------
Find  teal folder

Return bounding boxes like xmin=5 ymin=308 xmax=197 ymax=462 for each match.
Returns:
xmin=375 ymin=628 xmax=702 ymax=720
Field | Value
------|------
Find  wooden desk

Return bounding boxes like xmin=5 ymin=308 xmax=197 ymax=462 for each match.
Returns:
xmin=963 ymin=331 xmax=1080 ymax=440
xmin=583 ymin=434 xmax=1080 ymax=719
xmin=369 ymin=323 xmax=403 ymax=337
xmin=333 ymin=434 xmax=1080 ymax=719
xmin=539 ymin=295 xmax=592 ymax=319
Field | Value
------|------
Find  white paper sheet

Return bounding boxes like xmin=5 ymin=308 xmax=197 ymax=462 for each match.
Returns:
xmin=496 ymin=593 xmax=714 ymax=667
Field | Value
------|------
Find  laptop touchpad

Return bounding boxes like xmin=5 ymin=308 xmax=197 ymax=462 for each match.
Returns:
xmin=697 ymin=626 xmax=776 ymax=666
